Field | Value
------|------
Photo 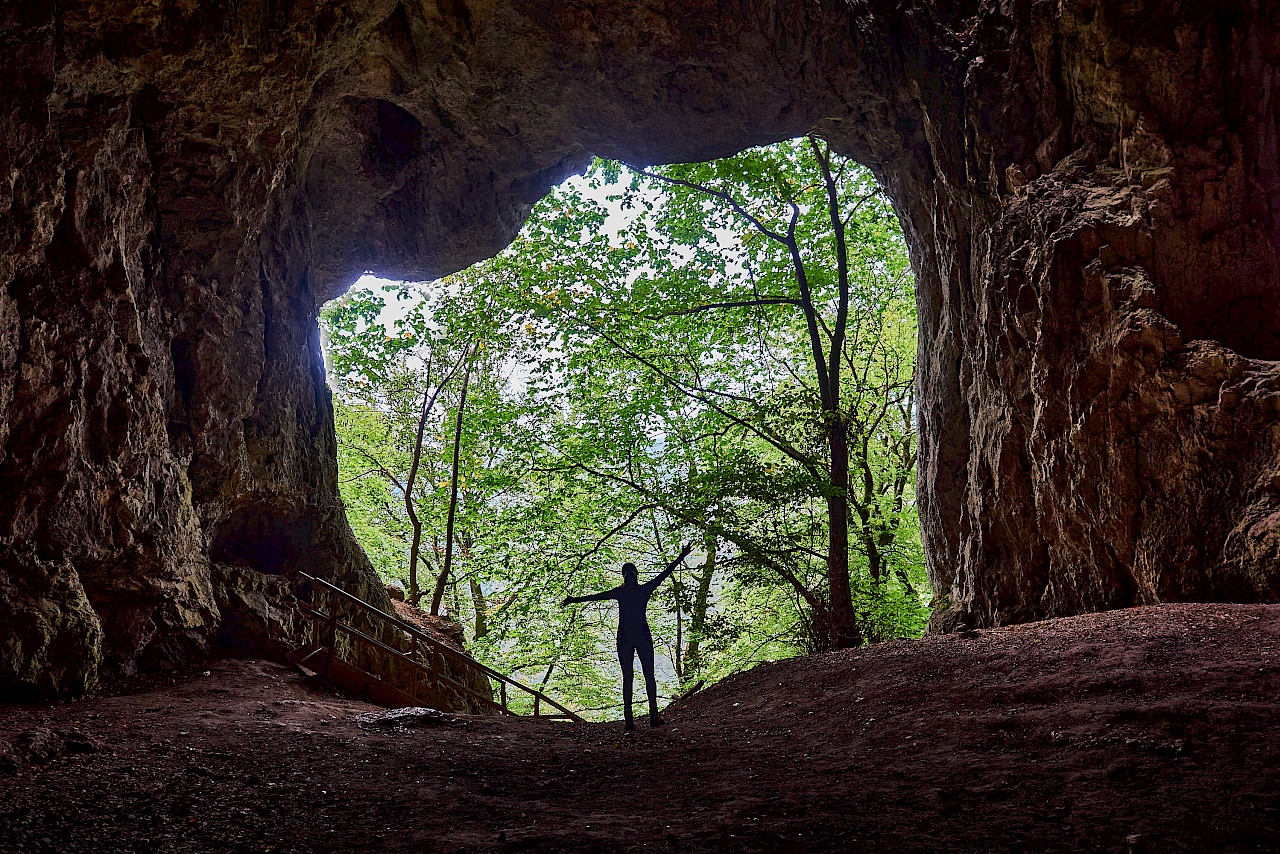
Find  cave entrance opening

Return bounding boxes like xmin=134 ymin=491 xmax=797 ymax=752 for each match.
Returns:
xmin=210 ymin=504 xmax=319 ymax=577
xmin=317 ymin=138 xmax=929 ymax=719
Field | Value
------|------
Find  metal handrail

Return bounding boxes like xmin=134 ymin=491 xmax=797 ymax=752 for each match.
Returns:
xmin=297 ymin=601 xmax=561 ymax=717
xmin=298 ymin=572 xmax=582 ymax=722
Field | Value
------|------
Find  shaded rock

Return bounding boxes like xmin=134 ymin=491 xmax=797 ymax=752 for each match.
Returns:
xmin=387 ymin=599 xmax=497 ymax=714
xmin=355 ymin=706 xmax=464 ymax=731
xmin=391 ymin=600 xmax=470 ymax=651
xmin=0 ymin=741 xmax=18 ymax=775
xmin=210 ymin=563 xmax=302 ymax=659
xmin=0 ymin=728 xmax=100 ymax=775
xmin=0 ymin=551 xmax=103 ymax=697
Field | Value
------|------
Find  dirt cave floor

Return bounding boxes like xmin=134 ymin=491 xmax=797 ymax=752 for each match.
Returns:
xmin=3 ymin=603 xmax=1280 ymax=853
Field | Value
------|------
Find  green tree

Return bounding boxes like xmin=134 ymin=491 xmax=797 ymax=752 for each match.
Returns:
xmin=321 ymin=138 xmax=927 ymax=716
xmin=490 ymin=137 xmax=924 ymax=651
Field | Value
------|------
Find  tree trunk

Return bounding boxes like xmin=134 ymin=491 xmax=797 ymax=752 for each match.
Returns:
xmin=432 ymin=354 xmax=472 ymax=615
xmin=447 ymin=578 xmax=463 ymax=620
xmin=826 ymin=421 xmax=861 ymax=649
xmin=865 ymin=530 xmax=882 ymax=585
xmin=469 ymin=577 xmax=488 ymax=639
xmin=673 ymin=605 xmax=683 ymax=682
xmin=405 ymin=385 xmax=433 ymax=606
xmin=807 ymin=602 xmax=832 ymax=655
xmin=683 ymin=532 xmax=717 ymax=677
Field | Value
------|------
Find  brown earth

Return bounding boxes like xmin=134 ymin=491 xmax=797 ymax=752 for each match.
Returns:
xmin=1 ymin=602 xmax=1277 ymax=853
xmin=389 ymin=598 xmax=472 ymax=653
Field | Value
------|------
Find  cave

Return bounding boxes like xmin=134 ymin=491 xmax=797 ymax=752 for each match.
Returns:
xmin=1 ymin=0 xmax=1279 ymax=704
xmin=4 ymin=1 xmax=1280 ymax=848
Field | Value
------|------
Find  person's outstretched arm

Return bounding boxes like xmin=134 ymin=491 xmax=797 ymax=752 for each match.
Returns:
xmin=644 ymin=542 xmax=694 ymax=593
xmin=561 ymin=587 xmax=621 ymax=606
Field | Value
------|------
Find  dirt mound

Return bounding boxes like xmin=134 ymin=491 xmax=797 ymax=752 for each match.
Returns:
xmin=1 ymin=604 xmax=1277 ymax=852
xmin=390 ymin=599 xmax=471 ymax=652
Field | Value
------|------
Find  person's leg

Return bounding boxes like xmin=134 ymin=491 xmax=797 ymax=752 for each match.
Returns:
xmin=617 ymin=639 xmax=636 ymax=730
xmin=637 ymin=637 xmax=662 ymax=725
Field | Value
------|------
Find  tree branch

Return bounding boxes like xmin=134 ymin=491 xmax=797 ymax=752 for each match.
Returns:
xmin=565 ymin=458 xmax=823 ymax=610
xmin=643 ymin=297 xmax=800 ymax=319
xmin=629 ymin=167 xmax=790 ymax=245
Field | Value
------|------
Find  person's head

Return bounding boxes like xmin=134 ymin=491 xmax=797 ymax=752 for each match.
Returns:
xmin=622 ymin=562 xmax=638 ymax=586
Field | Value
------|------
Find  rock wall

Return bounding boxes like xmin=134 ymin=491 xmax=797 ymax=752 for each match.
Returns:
xmin=1 ymin=0 xmax=1277 ymax=695
xmin=919 ymin=1 xmax=1280 ymax=629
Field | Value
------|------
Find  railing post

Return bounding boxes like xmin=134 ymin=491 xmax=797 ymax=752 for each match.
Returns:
xmin=325 ymin=604 xmax=337 ymax=680
xmin=410 ymin=635 xmax=419 ymax=701
xmin=500 ymin=680 xmax=507 ymax=713
xmin=534 ymin=695 xmax=541 ymax=717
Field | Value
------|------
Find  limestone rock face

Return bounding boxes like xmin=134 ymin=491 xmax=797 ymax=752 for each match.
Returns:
xmin=917 ymin=3 xmax=1280 ymax=629
xmin=0 ymin=0 xmax=1278 ymax=694
xmin=210 ymin=563 xmax=303 ymax=660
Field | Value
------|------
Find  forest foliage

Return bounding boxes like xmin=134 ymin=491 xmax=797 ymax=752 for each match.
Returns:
xmin=320 ymin=138 xmax=927 ymax=717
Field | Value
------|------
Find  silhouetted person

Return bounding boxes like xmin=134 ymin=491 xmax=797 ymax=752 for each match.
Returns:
xmin=562 ymin=543 xmax=693 ymax=730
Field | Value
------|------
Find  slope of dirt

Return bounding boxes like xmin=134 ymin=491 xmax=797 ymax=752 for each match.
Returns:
xmin=1 ymin=603 xmax=1278 ymax=853
xmin=390 ymin=599 xmax=471 ymax=652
